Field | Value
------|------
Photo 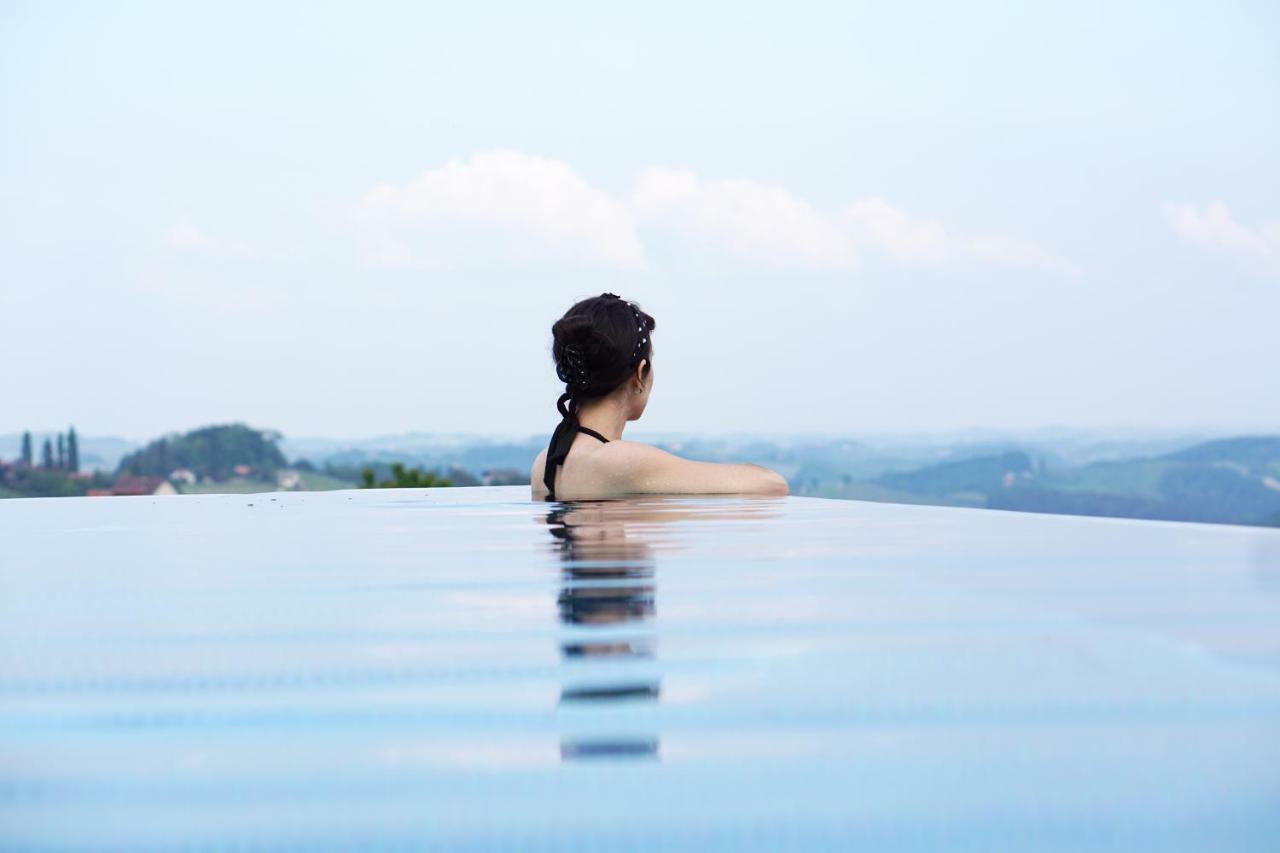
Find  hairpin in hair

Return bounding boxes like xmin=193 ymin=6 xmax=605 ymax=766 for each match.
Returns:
xmin=556 ymin=342 xmax=590 ymax=389
xmin=597 ymin=292 xmax=648 ymax=362
xmin=627 ymin=301 xmax=649 ymax=362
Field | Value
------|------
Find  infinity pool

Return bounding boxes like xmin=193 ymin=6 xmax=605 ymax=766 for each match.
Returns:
xmin=2 ymin=487 xmax=1279 ymax=850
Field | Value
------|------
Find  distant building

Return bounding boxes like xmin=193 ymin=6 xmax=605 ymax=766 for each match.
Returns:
xmin=169 ymin=468 xmax=197 ymax=485
xmin=276 ymin=470 xmax=301 ymax=490
xmin=233 ymin=464 xmax=252 ymax=478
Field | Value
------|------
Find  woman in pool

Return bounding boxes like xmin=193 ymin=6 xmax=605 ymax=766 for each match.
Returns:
xmin=531 ymin=293 xmax=789 ymax=501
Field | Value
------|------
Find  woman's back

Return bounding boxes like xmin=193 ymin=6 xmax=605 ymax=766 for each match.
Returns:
xmin=530 ymin=429 xmax=612 ymax=501
xmin=532 ymin=436 xmax=789 ymax=501
xmin=533 ymin=293 xmax=788 ymax=502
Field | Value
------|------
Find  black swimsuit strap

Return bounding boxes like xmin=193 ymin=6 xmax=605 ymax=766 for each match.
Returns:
xmin=576 ymin=426 xmax=609 ymax=444
xmin=543 ymin=396 xmax=610 ymax=500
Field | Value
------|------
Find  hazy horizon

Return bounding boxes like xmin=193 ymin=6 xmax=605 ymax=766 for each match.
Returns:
xmin=0 ymin=421 xmax=1248 ymax=450
xmin=4 ymin=1 xmax=1277 ymax=438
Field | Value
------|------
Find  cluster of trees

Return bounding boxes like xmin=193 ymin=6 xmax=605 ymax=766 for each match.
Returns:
xmin=361 ymin=463 xmax=453 ymax=489
xmin=116 ymin=424 xmax=287 ymax=481
xmin=15 ymin=428 xmax=80 ymax=473
xmin=1 ymin=427 xmax=107 ymax=498
xmin=328 ymin=458 xmax=530 ymax=488
xmin=4 ymin=423 xmax=532 ymax=499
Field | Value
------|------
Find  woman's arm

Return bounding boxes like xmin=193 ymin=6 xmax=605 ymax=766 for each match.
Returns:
xmin=605 ymin=442 xmax=789 ymax=496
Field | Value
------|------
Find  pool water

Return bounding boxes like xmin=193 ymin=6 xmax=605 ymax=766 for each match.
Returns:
xmin=2 ymin=487 xmax=1279 ymax=850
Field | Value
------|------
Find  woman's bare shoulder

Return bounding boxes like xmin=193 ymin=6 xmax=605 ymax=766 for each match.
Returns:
xmin=593 ymin=438 xmax=672 ymax=461
xmin=529 ymin=438 xmax=788 ymax=498
xmin=529 ymin=448 xmax=548 ymax=495
xmin=597 ymin=440 xmax=788 ymax=496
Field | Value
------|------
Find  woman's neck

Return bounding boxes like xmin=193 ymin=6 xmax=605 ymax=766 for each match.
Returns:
xmin=575 ymin=395 xmax=628 ymax=442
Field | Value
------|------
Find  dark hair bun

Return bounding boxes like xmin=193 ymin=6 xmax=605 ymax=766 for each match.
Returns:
xmin=556 ymin=342 xmax=589 ymax=389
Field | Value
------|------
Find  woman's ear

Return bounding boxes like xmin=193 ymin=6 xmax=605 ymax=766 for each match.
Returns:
xmin=634 ymin=359 xmax=649 ymax=387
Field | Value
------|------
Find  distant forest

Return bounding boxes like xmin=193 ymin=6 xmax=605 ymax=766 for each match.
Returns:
xmin=0 ymin=424 xmax=527 ymax=499
xmin=807 ymin=436 xmax=1280 ymax=528
xmin=117 ymin=424 xmax=287 ymax=481
xmin=3 ymin=425 xmax=1279 ymax=528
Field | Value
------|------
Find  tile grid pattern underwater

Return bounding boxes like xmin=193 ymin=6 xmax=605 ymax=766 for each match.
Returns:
xmin=2 ymin=486 xmax=1279 ymax=850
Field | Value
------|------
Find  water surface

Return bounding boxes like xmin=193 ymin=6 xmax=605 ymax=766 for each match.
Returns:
xmin=2 ymin=487 xmax=1279 ymax=850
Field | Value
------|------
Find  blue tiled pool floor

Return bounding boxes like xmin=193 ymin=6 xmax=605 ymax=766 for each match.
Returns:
xmin=2 ymin=487 xmax=1279 ymax=850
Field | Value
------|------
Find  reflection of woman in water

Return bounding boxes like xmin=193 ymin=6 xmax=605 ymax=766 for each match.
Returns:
xmin=548 ymin=503 xmax=660 ymax=760
xmin=548 ymin=504 xmax=657 ymax=660
xmin=544 ymin=499 xmax=786 ymax=762
xmin=530 ymin=293 xmax=788 ymax=501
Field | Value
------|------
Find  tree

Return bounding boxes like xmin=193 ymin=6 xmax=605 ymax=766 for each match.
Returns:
xmin=67 ymin=427 xmax=79 ymax=473
xmin=115 ymin=423 xmax=287 ymax=481
xmin=20 ymin=431 xmax=32 ymax=466
xmin=360 ymin=462 xmax=453 ymax=489
xmin=56 ymin=434 xmax=65 ymax=470
xmin=41 ymin=437 xmax=54 ymax=469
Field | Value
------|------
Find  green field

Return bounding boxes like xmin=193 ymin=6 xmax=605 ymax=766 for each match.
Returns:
xmin=297 ymin=471 xmax=357 ymax=491
xmin=1050 ymin=459 xmax=1171 ymax=500
xmin=177 ymin=479 xmax=279 ymax=495
xmin=175 ymin=471 xmax=357 ymax=496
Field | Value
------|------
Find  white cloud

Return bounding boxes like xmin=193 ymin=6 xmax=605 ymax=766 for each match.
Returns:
xmin=631 ymin=167 xmax=1058 ymax=273
xmin=164 ymin=220 xmax=254 ymax=258
xmin=349 ymin=151 xmax=1060 ymax=274
xmin=354 ymin=150 xmax=644 ymax=270
xmin=841 ymin=199 xmax=1057 ymax=270
xmin=631 ymin=167 xmax=856 ymax=270
xmin=1166 ymin=201 xmax=1280 ymax=273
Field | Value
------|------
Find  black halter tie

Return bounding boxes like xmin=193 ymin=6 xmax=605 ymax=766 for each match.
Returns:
xmin=575 ymin=425 xmax=609 ymax=443
xmin=543 ymin=392 xmax=610 ymax=500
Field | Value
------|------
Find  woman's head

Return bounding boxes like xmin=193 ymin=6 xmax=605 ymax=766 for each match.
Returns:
xmin=552 ymin=293 xmax=656 ymax=419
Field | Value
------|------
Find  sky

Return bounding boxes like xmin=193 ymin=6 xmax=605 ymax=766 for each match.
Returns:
xmin=2 ymin=0 xmax=1278 ymax=441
